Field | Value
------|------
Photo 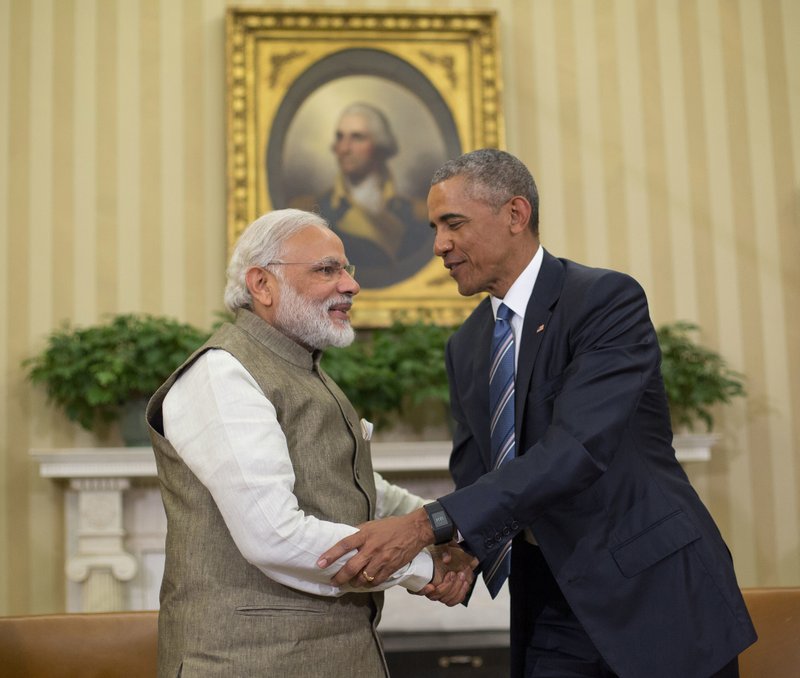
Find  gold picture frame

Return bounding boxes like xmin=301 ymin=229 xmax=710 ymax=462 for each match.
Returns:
xmin=226 ymin=8 xmax=504 ymax=326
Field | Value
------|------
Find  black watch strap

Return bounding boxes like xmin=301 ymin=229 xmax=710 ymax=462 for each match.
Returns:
xmin=424 ymin=501 xmax=455 ymax=545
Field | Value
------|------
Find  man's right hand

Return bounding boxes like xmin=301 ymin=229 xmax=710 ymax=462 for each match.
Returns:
xmin=415 ymin=544 xmax=478 ymax=607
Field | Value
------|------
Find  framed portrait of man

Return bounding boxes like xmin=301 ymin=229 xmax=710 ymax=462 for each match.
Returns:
xmin=226 ymin=9 xmax=504 ymax=326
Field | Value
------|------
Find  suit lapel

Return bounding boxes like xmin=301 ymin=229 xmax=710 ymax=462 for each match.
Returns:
xmin=474 ymin=302 xmax=495 ymax=470
xmin=461 ymin=300 xmax=494 ymax=471
xmin=515 ymin=249 xmax=564 ymax=443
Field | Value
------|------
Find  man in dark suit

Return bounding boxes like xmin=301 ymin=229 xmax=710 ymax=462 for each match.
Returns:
xmin=318 ymin=149 xmax=756 ymax=677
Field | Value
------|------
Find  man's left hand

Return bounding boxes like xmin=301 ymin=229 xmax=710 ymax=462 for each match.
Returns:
xmin=317 ymin=508 xmax=433 ymax=587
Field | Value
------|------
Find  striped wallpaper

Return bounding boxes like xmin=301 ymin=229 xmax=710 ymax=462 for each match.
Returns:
xmin=1 ymin=0 xmax=797 ymax=614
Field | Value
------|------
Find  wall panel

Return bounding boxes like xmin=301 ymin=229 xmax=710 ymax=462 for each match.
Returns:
xmin=5 ymin=0 xmax=33 ymax=613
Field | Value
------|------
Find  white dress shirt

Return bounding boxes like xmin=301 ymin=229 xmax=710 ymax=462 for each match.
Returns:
xmin=490 ymin=244 xmax=544 ymax=367
xmin=162 ymin=349 xmax=433 ymax=597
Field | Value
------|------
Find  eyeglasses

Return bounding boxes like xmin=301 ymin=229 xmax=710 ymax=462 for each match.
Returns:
xmin=266 ymin=259 xmax=356 ymax=281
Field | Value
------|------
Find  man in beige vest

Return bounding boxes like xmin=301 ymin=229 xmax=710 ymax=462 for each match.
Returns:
xmin=146 ymin=209 xmax=475 ymax=677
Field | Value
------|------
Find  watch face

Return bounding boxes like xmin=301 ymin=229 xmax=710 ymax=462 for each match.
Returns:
xmin=432 ymin=512 xmax=450 ymax=529
xmin=426 ymin=503 xmax=453 ymax=544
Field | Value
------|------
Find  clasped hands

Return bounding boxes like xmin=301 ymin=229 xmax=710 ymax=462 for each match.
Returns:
xmin=421 ymin=543 xmax=479 ymax=606
xmin=317 ymin=508 xmax=478 ymax=607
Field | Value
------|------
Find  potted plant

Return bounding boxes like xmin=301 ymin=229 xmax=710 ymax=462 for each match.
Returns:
xmin=656 ymin=321 xmax=746 ymax=432
xmin=656 ymin=321 xmax=746 ymax=461
xmin=24 ymin=314 xmax=209 ymax=445
xmin=325 ymin=319 xmax=746 ymax=451
xmin=323 ymin=319 xmax=455 ymax=431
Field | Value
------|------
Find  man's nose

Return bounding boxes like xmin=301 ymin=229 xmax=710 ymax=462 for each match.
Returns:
xmin=338 ymin=268 xmax=360 ymax=295
xmin=433 ymin=229 xmax=452 ymax=257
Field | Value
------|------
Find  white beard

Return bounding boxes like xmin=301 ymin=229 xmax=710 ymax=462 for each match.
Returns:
xmin=275 ymin=280 xmax=355 ymax=350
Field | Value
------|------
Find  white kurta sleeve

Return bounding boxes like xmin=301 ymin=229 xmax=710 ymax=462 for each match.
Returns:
xmin=373 ymin=472 xmax=428 ymax=518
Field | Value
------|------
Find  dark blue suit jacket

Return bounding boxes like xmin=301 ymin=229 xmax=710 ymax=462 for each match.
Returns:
xmin=438 ymin=250 xmax=756 ymax=677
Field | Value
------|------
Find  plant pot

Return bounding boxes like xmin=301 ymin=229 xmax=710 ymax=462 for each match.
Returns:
xmin=118 ymin=397 xmax=151 ymax=447
xmin=672 ymin=431 xmax=720 ymax=462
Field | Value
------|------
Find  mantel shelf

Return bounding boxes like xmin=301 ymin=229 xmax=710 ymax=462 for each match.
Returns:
xmin=30 ymin=441 xmax=455 ymax=478
xmin=31 ymin=434 xmax=715 ymax=480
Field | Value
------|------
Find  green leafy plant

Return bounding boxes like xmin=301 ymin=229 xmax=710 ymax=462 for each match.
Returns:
xmin=657 ymin=321 xmax=746 ymax=432
xmin=24 ymin=314 xmax=209 ymax=431
xmin=322 ymin=319 xmax=455 ymax=428
xmin=325 ymin=319 xmax=747 ymax=435
xmin=25 ymin=312 xmax=739 ymax=439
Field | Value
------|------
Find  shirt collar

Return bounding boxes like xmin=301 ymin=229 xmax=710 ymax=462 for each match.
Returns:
xmin=330 ymin=171 xmax=396 ymax=210
xmin=490 ymin=245 xmax=543 ymax=321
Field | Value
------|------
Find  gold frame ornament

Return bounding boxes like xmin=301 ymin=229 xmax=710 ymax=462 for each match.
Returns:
xmin=226 ymin=8 xmax=504 ymax=326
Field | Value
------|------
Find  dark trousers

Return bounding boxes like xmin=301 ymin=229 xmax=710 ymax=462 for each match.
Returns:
xmin=509 ymin=540 xmax=739 ymax=678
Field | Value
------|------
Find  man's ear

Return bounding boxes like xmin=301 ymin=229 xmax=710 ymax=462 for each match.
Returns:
xmin=508 ymin=196 xmax=533 ymax=235
xmin=245 ymin=267 xmax=274 ymax=308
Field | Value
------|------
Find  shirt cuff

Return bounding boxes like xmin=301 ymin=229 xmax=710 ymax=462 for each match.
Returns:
xmin=398 ymin=549 xmax=434 ymax=593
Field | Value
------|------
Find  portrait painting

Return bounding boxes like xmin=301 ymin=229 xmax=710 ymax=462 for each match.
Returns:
xmin=227 ymin=9 xmax=504 ymax=326
xmin=268 ymin=48 xmax=461 ymax=290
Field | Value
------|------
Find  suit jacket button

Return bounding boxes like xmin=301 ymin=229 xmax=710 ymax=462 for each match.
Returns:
xmin=484 ymin=539 xmax=494 ymax=548
xmin=502 ymin=527 xmax=511 ymax=536
xmin=510 ymin=521 xmax=519 ymax=530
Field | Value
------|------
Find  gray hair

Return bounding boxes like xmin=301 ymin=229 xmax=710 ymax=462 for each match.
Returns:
xmin=431 ymin=149 xmax=540 ymax=234
xmin=338 ymin=102 xmax=398 ymax=159
xmin=223 ymin=209 xmax=329 ymax=313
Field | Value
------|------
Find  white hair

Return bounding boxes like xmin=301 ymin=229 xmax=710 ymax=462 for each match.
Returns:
xmin=223 ymin=209 xmax=329 ymax=313
xmin=338 ymin=102 xmax=398 ymax=159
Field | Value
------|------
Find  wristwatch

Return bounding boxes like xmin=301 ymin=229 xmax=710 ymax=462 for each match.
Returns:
xmin=424 ymin=501 xmax=455 ymax=545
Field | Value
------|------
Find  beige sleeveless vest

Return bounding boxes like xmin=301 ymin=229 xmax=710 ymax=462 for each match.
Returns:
xmin=147 ymin=310 xmax=387 ymax=677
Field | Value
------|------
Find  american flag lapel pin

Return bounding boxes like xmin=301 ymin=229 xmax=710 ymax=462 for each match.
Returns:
xmin=536 ymin=324 xmax=545 ymax=333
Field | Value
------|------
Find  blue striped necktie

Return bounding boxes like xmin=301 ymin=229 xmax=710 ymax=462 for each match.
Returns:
xmin=484 ymin=303 xmax=516 ymax=597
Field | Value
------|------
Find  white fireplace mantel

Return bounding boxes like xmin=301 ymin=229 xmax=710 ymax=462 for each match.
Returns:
xmin=32 ymin=440 xmax=456 ymax=480
xmin=32 ymin=434 xmax=717 ymax=480
xmin=31 ymin=435 xmax=713 ymax=628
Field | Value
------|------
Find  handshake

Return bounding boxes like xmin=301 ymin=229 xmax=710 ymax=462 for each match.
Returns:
xmin=418 ymin=542 xmax=479 ymax=606
xmin=317 ymin=507 xmax=479 ymax=607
